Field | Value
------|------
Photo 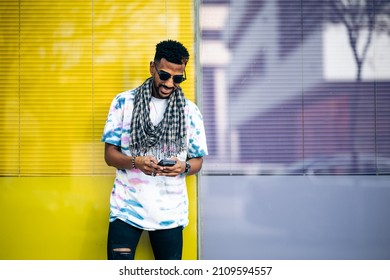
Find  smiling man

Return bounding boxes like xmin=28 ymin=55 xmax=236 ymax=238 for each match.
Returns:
xmin=102 ymin=40 xmax=208 ymax=260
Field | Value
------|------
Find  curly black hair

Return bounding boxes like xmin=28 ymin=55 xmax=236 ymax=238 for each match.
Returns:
xmin=154 ymin=40 xmax=189 ymax=65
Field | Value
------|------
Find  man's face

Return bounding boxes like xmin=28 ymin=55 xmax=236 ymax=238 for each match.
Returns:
xmin=150 ymin=58 xmax=186 ymax=99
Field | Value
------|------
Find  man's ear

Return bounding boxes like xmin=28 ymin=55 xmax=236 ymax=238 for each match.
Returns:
xmin=149 ymin=61 xmax=154 ymax=76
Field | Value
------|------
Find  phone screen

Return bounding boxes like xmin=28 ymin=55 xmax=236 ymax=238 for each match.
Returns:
xmin=158 ymin=159 xmax=176 ymax=166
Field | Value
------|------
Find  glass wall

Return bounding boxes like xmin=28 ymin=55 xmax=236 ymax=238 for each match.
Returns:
xmin=199 ymin=0 xmax=390 ymax=259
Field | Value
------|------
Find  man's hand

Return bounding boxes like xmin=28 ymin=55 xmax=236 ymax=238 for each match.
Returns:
xmin=135 ymin=156 xmax=164 ymax=177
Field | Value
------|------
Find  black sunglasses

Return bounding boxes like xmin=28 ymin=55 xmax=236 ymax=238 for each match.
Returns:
xmin=154 ymin=64 xmax=186 ymax=84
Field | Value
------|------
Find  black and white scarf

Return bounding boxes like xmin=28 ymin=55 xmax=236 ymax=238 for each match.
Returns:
xmin=129 ymin=77 xmax=187 ymax=159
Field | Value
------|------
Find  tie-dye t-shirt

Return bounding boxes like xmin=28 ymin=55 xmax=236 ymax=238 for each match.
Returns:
xmin=102 ymin=89 xmax=208 ymax=230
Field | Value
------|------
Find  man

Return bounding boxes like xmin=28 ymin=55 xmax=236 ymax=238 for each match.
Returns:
xmin=102 ymin=40 xmax=208 ymax=260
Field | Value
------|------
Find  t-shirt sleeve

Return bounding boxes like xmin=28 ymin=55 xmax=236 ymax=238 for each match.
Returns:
xmin=101 ymin=94 xmax=126 ymax=147
xmin=187 ymin=102 xmax=208 ymax=158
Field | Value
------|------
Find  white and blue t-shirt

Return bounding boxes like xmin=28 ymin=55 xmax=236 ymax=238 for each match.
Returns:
xmin=102 ymin=89 xmax=208 ymax=230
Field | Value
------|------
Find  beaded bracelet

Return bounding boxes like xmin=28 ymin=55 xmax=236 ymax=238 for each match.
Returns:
xmin=131 ymin=156 xmax=137 ymax=169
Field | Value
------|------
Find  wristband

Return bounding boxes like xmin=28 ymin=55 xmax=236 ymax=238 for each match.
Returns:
xmin=182 ymin=161 xmax=191 ymax=175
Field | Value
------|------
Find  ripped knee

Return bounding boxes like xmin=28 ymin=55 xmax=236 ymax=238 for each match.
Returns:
xmin=113 ymin=247 xmax=131 ymax=253
xmin=110 ymin=245 xmax=134 ymax=260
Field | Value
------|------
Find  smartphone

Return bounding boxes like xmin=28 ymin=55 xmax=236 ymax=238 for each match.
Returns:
xmin=158 ymin=159 xmax=176 ymax=166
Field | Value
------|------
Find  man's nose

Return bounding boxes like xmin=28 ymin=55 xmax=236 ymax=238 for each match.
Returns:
xmin=164 ymin=77 xmax=175 ymax=87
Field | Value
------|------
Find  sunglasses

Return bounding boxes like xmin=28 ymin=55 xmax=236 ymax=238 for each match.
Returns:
xmin=154 ymin=64 xmax=186 ymax=84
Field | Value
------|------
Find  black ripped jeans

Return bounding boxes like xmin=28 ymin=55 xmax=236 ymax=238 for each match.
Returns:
xmin=107 ymin=219 xmax=183 ymax=260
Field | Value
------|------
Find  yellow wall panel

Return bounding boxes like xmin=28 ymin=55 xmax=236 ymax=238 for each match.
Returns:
xmin=19 ymin=0 xmax=93 ymax=175
xmin=0 ymin=176 xmax=197 ymax=260
xmin=0 ymin=0 xmax=197 ymax=260
xmin=0 ymin=0 xmax=19 ymax=175
xmin=0 ymin=177 xmax=112 ymax=259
